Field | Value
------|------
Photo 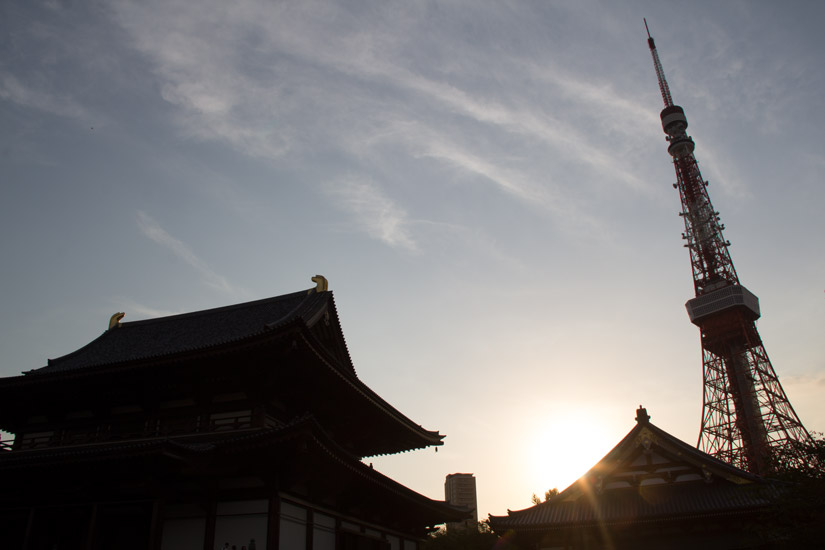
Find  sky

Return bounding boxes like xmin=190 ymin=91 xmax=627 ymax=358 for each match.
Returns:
xmin=2 ymin=0 xmax=824 ymax=519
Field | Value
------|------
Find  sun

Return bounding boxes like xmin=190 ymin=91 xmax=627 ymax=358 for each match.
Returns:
xmin=524 ymin=411 xmax=615 ymax=497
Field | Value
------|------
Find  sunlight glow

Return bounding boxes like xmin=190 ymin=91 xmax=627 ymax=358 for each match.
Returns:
xmin=525 ymin=410 xmax=615 ymax=498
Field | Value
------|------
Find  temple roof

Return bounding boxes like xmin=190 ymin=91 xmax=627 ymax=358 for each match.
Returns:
xmin=30 ymin=288 xmax=339 ymax=375
xmin=0 ymin=284 xmax=444 ymax=455
xmin=489 ymin=407 xmax=777 ymax=532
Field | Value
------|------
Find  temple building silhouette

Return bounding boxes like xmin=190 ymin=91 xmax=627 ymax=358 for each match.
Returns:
xmin=0 ymin=277 xmax=466 ymax=549
xmin=489 ymin=407 xmax=781 ymax=549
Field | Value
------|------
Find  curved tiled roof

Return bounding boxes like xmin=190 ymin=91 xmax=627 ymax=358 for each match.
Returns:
xmin=493 ymin=481 xmax=777 ymax=530
xmin=489 ymin=407 xmax=777 ymax=532
xmin=29 ymin=288 xmax=334 ymax=375
xmin=6 ymin=287 xmax=444 ymax=454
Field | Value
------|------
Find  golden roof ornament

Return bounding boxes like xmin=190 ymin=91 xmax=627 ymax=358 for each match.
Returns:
xmin=311 ymin=275 xmax=329 ymax=292
xmin=108 ymin=312 xmax=125 ymax=330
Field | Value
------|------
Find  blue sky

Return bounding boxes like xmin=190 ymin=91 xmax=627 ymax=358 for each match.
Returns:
xmin=2 ymin=0 xmax=824 ymax=517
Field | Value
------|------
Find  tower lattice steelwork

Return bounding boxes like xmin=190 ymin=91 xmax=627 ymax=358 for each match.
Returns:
xmin=644 ymin=21 xmax=812 ymax=476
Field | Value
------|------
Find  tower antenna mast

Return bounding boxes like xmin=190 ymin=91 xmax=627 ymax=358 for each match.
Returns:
xmin=644 ymin=21 xmax=813 ymax=475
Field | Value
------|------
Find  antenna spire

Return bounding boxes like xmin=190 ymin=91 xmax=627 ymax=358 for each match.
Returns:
xmin=644 ymin=19 xmax=674 ymax=108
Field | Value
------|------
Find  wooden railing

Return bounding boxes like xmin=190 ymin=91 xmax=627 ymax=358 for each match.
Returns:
xmin=13 ymin=410 xmax=257 ymax=450
xmin=208 ymin=411 xmax=253 ymax=432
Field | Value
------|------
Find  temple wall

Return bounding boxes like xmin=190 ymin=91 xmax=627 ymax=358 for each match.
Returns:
xmin=3 ymin=495 xmax=424 ymax=550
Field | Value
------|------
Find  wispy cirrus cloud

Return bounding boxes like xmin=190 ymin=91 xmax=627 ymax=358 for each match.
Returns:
xmin=105 ymin=0 xmax=714 ymax=255
xmin=0 ymin=74 xmax=89 ymax=120
xmin=136 ymin=211 xmax=240 ymax=294
xmin=324 ymin=177 xmax=417 ymax=252
xmin=109 ymin=0 xmax=653 ymax=198
xmin=355 ymin=57 xmax=652 ymax=191
xmin=109 ymin=297 xmax=181 ymax=320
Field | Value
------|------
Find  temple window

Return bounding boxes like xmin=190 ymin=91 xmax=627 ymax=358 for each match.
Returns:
xmin=209 ymin=410 xmax=252 ymax=432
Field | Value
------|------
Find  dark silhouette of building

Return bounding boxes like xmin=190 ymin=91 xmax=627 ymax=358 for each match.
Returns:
xmin=444 ymin=473 xmax=477 ymax=532
xmin=645 ymin=21 xmax=812 ymax=475
xmin=0 ymin=278 xmax=466 ymax=549
xmin=489 ymin=407 xmax=780 ymax=549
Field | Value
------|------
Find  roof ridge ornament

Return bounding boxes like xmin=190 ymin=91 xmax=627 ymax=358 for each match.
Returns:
xmin=311 ymin=274 xmax=329 ymax=293
xmin=108 ymin=312 xmax=125 ymax=330
xmin=635 ymin=405 xmax=650 ymax=424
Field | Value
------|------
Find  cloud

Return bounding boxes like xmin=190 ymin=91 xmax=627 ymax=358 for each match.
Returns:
xmin=103 ymin=0 xmax=673 ymax=256
xmin=324 ymin=177 xmax=417 ymax=252
xmin=136 ymin=211 xmax=239 ymax=294
xmin=109 ymin=297 xmax=181 ymax=320
xmin=783 ymin=372 xmax=825 ymax=388
xmin=305 ymin=42 xmax=653 ymax=196
xmin=108 ymin=1 xmax=650 ymax=194
xmin=0 ymin=74 xmax=89 ymax=120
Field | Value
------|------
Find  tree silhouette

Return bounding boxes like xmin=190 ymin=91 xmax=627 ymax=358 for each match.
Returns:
xmin=423 ymin=521 xmax=500 ymax=550
xmin=530 ymin=487 xmax=558 ymax=505
xmin=759 ymin=433 xmax=825 ymax=548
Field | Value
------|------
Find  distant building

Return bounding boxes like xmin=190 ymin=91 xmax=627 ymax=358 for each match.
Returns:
xmin=444 ymin=473 xmax=478 ymax=532
xmin=0 ymin=280 xmax=467 ymax=549
xmin=489 ymin=407 xmax=782 ymax=550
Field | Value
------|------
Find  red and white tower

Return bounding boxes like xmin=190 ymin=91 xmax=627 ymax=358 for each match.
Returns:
xmin=645 ymin=21 xmax=813 ymax=476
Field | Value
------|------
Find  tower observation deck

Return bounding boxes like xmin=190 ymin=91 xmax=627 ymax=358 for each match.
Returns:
xmin=644 ymin=20 xmax=813 ymax=476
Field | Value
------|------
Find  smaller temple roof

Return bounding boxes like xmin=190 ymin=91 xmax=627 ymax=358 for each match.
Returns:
xmin=490 ymin=407 xmax=777 ymax=534
xmin=30 ymin=288 xmax=337 ymax=375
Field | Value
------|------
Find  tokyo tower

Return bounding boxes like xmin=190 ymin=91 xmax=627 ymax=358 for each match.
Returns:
xmin=644 ymin=21 xmax=813 ymax=476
